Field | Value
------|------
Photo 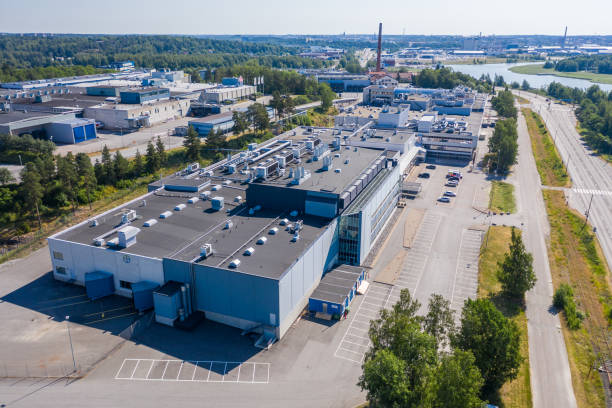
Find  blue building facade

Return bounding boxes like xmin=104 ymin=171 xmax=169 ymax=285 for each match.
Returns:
xmin=120 ymin=88 xmax=170 ymax=104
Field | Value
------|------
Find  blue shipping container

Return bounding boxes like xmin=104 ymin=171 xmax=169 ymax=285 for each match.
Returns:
xmin=85 ymin=271 xmax=114 ymax=300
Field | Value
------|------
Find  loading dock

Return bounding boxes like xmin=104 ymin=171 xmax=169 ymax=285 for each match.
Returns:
xmin=308 ymin=265 xmax=366 ymax=319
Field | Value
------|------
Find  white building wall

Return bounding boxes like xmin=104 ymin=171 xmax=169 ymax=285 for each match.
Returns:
xmin=84 ymin=100 xmax=190 ymax=130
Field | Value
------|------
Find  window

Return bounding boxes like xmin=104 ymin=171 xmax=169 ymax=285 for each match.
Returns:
xmin=119 ymin=280 xmax=132 ymax=290
xmin=53 ymin=251 xmax=64 ymax=260
xmin=55 ymin=266 xmax=67 ymax=275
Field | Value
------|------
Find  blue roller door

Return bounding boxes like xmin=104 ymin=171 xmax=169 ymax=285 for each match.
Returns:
xmin=85 ymin=124 xmax=96 ymax=140
xmin=73 ymin=126 xmax=86 ymax=143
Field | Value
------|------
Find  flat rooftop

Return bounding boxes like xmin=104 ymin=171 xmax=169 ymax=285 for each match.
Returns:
xmin=0 ymin=111 xmax=57 ymax=124
xmin=53 ymin=185 xmax=332 ymax=280
xmin=309 ymin=265 xmax=364 ymax=304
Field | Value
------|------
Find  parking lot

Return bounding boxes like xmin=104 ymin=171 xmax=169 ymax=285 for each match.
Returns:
xmin=115 ymin=359 xmax=270 ymax=384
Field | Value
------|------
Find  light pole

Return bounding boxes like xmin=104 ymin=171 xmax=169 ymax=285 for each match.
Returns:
xmin=65 ymin=316 xmax=76 ymax=373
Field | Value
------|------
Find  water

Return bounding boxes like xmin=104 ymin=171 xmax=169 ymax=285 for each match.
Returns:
xmin=450 ymin=62 xmax=612 ymax=92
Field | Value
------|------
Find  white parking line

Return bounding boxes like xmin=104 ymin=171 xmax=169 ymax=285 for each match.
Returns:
xmin=115 ymin=359 xmax=270 ymax=384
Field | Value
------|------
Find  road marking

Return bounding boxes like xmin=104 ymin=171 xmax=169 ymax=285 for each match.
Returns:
xmin=572 ymin=188 xmax=612 ymax=196
xmin=115 ymin=359 xmax=270 ymax=384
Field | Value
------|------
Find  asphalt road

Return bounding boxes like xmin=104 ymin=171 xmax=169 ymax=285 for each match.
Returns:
xmin=514 ymin=108 xmax=578 ymax=408
xmin=519 ymin=92 xmax=612 ymax=278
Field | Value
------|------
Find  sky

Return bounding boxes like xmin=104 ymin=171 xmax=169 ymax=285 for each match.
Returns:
xmin=0 ymin=0 xmax=610 ymax=36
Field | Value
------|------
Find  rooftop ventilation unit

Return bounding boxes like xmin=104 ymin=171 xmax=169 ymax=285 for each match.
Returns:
xmin=224 ymin=219 xmax=233 ymax=229
xmin=200 ymin=244 xmax=213 ymax=259
xmin=160 ymin=210 xmax=173 ymax=219
xmin=143 ymin=219 xmax=157 ymax=227
xmin=234 ymin=195 xmax=242 ymax=203
xmin=187 ymin=162 xmax=200 ymax=173
xmin=174 ymin=203 xmax=187 ymax=211
xmin=229 ymin=259 xmax=241 ymax=268
xmin=335 ymin=168 xmax=342 ymax=173
xmin=118 ymin=226 xmax=140 ymax=248
xmin=280 ymin=218 xmax=289 ymax=226
xmin=244 ymin=247 xmax=255 ymax=256
xmin=200 ymin=191 xmax=211 ymax=200
xmin=290 ymin=210 xmax=298 ymax=217
xmin=211 ymin=197 xmax=224 ymax=211
xmin=212 ymin=184 xmax=222 ymax=191
xmin=291 ymin=233 xmax=300 ymax=242
xmin=94 ymin=238 xmax=105 ymax=246
xmin=187 ymin=197 xmax=199 ymax=204
xmin=322 ymin=155 xmax=333 ymax=171
xmin=121 ymin=209 xmax=137 ymax=224
xmin=223 ymin=180 xmax=231 ymax=185
xmin=269 ymin=227 xmax=279 ymax=235
xmin=292 ymin=220 xmax=303 ymax=233
xmin=91 ymin=219 xmax=99 ymax=227
xmin=257 ymin=236 xmax=267 ymax=245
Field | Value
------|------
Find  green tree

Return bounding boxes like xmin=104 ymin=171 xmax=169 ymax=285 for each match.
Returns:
xmin=75 ymin=153 xmax=96 ymax=210
xmin=491 ymin=89 xmax=517 ymax=119
xmin=231 ymin=111 xmax=249 ymax=135
xmin=19 ymin=163 xmax=43 ymax=230
xmin=156 ymin=136 xmax=167 ymax=166
xmin=56 ymin=153 xmax=78 ymax=212
xmin=183 ymin=126 xmax=201 ymax=162
xmin=318 ymin=83 xmax=335 ymax=112
xmin=101 ymin=145 xmax=115 ymax=184
xmin=360 ymin=349 xmax=417 ymax=408
xmin=487 ymin=118 xmax=518 ymax=173
xmin=247 ymin=103 xmax=270 ymax=132
xmin=133 ymin=149 xmax=144 ymax=177
xmin=0 ymin=168 xmax=14 ymax=185
xmin=452 ymin=298 xmax=521 ymax=395
xmin=113 ymin=151 xmax=129 ymax=181
xmin=271 ymin=90 xmax=285 ymax=117
xmin=521 ymin=80 xmax=531 ymax=91
xmin=423 ymin=294 xmax=455 ymax=350
xmin=497 ymin=227 xmax=536 ymax=299
xmin=146 ymin=140 xmax=161 ymax=174
xmin=433 ymin=350 xmax=484 ymax=408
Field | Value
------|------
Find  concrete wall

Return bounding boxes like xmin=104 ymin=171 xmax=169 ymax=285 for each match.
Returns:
xmin=277 ymin=218 xmax=338 ymax=338
xmin=48 ymin=238 xmax=164 ymax=298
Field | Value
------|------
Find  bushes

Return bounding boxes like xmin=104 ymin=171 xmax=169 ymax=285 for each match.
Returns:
xmin=491 ymin=90 xmax=517 ymax=119
xmin=553 ymin=283 xmax=584 ymax=330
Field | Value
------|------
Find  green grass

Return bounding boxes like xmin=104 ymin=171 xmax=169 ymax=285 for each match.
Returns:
xmin=446 ymin=57 xmax=508 ymax=65
xmin=522 ymin=108 xmax=570 ymax=187
xmin=489 ymin=181 xmax=517 ymax=213
xmin=509 ymin=64 xmax=612 ymax=85
xmin=478 ymin=226 xmax=533 ymax=408
xmin=543 ymin=190 xmax=611 ymax=408
xmin=576 ymin=124 xmax=612 ymax=165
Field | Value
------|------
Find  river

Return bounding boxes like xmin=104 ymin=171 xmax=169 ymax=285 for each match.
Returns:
xmin=450 ymin=62 xmax=612 ymax=92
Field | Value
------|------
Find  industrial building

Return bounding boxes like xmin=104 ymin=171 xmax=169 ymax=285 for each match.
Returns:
xmin=316 ymin=73 xmax=371 ymax=92
xmin=200 ymin=80 xmax=256 ymax=104
xmin=119 ymin=87 xmax=170 ymax=104
xmin=0 ymin=111 xmax=97 ymax=143
xmin=48 ymin=126 xmax=418 ymax=342
xmin=377 ymin=106 xmax=411 ymax=128
xmin=84 ymin=98 xmax=190 ymax=130
xmin=188 ymin=107 xmax=274 ymax=136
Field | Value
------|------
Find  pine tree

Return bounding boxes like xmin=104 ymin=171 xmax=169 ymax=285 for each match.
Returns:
xmin=133 ymin=149 xmax=144 ymax=177
xmin=497 ymin=227 xmax=536 ymax=299
xmin=19 ymin=163 xmax=43 ymax=230
xmin=145 ymin=140 xmax=160 ymax=174
xmin=156 ymin=136 xmax=167 ymax=166
xmin=101 ymin=145 xmax=115 ymax=184
xmin=113 ymin=151 xmax=129 ymax=181
xmin=183 ymin=126 xmax=201 ymax=162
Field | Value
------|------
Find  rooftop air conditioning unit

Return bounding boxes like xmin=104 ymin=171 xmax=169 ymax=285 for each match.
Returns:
xmin=174 ymin=203 xmax=187 ymax=211
xmin=94 ymin=238 xmax=105 ymax=246
xmin=224 ymin=220 xmax=233 ymax=229
xmin=244 ymin=247 xmax=255 ymax=256
xmin=257 ymin=236 xmax=267 ymax=245
xmin=200 ymin=191 xmax=211 ymax=200
xmin=234 ymin=195 xmax=242 ymax=203
xmin=160 ymin=210 xmax=173 ymax=219
xmin=187 ymin=197 xmax=199 ymax=204
xmin=269 ymin=227 xmax=279 ymax=235
xmin=121 ymin=209 xmax=137 ymax=224
xmin=229 ymin=259 xmax=241 ymax=268
xmin=280 ymin=218 xmax=289 ymax=226
xmin=200 ymin=244 xmax=213 ymax=259
xmin=143 ymin=219 xmax=157 ymax=227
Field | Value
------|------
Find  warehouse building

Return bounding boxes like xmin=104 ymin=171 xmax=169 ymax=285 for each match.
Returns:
xmin=0 ymin=111 xmax=97 ymax=143
xmin=200 ymin=84 xmax=256 ymax=104
xmin=188 ymin=107 xmax=274 ymax=137
xmin=317 ymin=73 xmax=371 ymax=92
xmin=119 ymin=87 xmax=170 ymax=104
xmin=48 ymin=127 xmax=410 ymax=342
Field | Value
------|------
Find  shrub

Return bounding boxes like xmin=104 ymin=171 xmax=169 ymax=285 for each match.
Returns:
xmin=553 ymin=283 xmax=583 ymax=330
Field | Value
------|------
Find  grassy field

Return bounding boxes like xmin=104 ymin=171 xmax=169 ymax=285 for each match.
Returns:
xmin=489 ymin=181 xmax=517 ymax=213
xmin=543 ymin=189 xmax=612 ymax=408
xmin=478 ymin=226 xmax=532 ymax=408
xmin=446 ymin=57 xmax=508 ymax=65
xmin=509 ymin=64 xmax=612 ymax=85
xmin=522 ymin=108 xmax=570 ymax=187
xmin=515 ymin=95 xmax=530 ymax=105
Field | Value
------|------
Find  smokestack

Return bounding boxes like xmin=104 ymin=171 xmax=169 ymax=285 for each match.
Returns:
xmin=562 ymin=26 xmax=567 ymax=48
xmin=376 ymin=23 xmax=382 ymax=72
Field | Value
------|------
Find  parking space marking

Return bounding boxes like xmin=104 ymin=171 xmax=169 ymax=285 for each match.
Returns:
xmin=450 ymin=229 xmax=484 ymax=312
xmin=115 ymin=359 xmax=270 ymax=384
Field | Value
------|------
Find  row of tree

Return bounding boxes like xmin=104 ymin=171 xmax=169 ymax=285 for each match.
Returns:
xmin=553 ymin=55 xmax=612 ymax=74
xmin=360 ymin=228 xmax=536 ymax=407
xmin=414 ymin=67 xmax=492 ymax=93
xmin=491 ymin=89 xmax=518 ymax=119
xmin=545 ymin=82 xmax=612 ymax=155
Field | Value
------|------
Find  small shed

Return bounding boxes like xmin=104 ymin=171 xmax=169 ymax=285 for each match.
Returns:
xmin=84 ymin=271 xmax=115 ymax=300
xmin=153 ymin=281 xmax=183 ymax=326
xmin=132 ymin=281 xmax=160 ymax=312
xmin=309 ymin=265 xmax=366 ymax=318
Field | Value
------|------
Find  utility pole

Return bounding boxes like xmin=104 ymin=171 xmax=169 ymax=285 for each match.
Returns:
xmin=582 ymin=194 xmax=594 ymax=231
xmin=65 ymin=316 xmax=76 ymax=373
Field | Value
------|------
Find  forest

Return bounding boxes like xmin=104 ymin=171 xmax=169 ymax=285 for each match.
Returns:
xmin=551 ymin=55 xmax=612 ymax=74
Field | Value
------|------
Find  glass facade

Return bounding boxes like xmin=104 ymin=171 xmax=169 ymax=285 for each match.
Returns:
xmin=339 ymin=213 xmax=361 ymax=265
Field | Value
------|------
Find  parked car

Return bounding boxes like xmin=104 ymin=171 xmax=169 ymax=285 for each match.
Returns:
xmin=426 ymin=164 xmax=436 ymax=170
xmin=438 ymin=196 xmax=451 ymax=203
xmin=444 ymin=191 xmax=456 ymax=197
xmin=448 ymin=176 xmax=460 ymax=182
xmin=446 ymin=181 xmax=458 ymax=187
xmin=418 ymin=172 xmax=430 ymax=179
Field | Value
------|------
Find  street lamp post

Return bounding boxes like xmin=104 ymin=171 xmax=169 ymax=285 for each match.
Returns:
xmin=65 ymin=316 xmax=76 ymax=373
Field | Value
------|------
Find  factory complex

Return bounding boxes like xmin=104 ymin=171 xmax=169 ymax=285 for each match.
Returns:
xmin=47 ymin=122 xmax=424 ymax=344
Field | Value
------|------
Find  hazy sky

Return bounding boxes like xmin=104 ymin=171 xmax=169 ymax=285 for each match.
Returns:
xmin=1 ymin=0 xmax=610 ymax=36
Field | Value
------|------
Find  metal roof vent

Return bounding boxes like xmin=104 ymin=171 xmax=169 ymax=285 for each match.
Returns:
xmin=229 ymin=259 xmax=241 ymax=268
xmin=291 ymin=233 xmax=300 ymax=242
xmin=200 ymin=191 xmax=211 ymax=200
xmin=175 ymin=203 xmax=187 ymax=211
xmin=223 ymin=180 xmax=231 ymax=185
xmin=335 ymin=168 xmax=342 ymax=173
xmin=280 ymin=218 xmax=289 ymax=226
xmin=143 ymin=219 xmax=157 ymax=227
xmin=224 ymin=220 xmax=233 ymax=229
xmin=244 ymin=247 xmax=255 ymax=256
xmin=94 ymin=238 xmax=105 ymax=246
xmin=200 ymin=244 xmax=213 ymax=258
xmin=160 ymin=210 xmax=173 ymax=219
xmin=257 ymin=236 xmax=268 ymax=245
xmin=234 ymin=195 xmax=242 ymax=203
xmin=212 ymin=184 xmax=222 ymax=191
xmin=269 ymin=227 xmax=279 ymax=235
xmin=187 ymin=197 xmax=199 ymax=204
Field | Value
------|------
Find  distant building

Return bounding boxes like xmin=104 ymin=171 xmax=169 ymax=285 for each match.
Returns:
xmin=84 ymin=99 xmax=190 ymax=131
xmin=200 ymin=84 xmax=256 ymax=104
xmin=189 ymin=107 xmax=274 ymax=136
xmin=119 ymin=87 xmax=170 ymax=104
xmin=316 ymin=73 xmax=370 ymax=92
xmin=378 ymin=106 xmax=411 ymax=128
xmin=0 ymin=111 xmax=97 ymax=144
xmin=363 ymin=85 xmax=394 ymax=105
xmin=109 ymin=61 xmax=135 ymax=71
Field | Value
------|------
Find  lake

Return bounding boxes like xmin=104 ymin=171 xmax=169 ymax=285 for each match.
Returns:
xmin=450 ymin=62 xmax=612 ymax=92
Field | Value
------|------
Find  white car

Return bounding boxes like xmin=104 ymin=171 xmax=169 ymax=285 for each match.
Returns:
xmin=438 ymin=196 xmax=451 ymax=203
